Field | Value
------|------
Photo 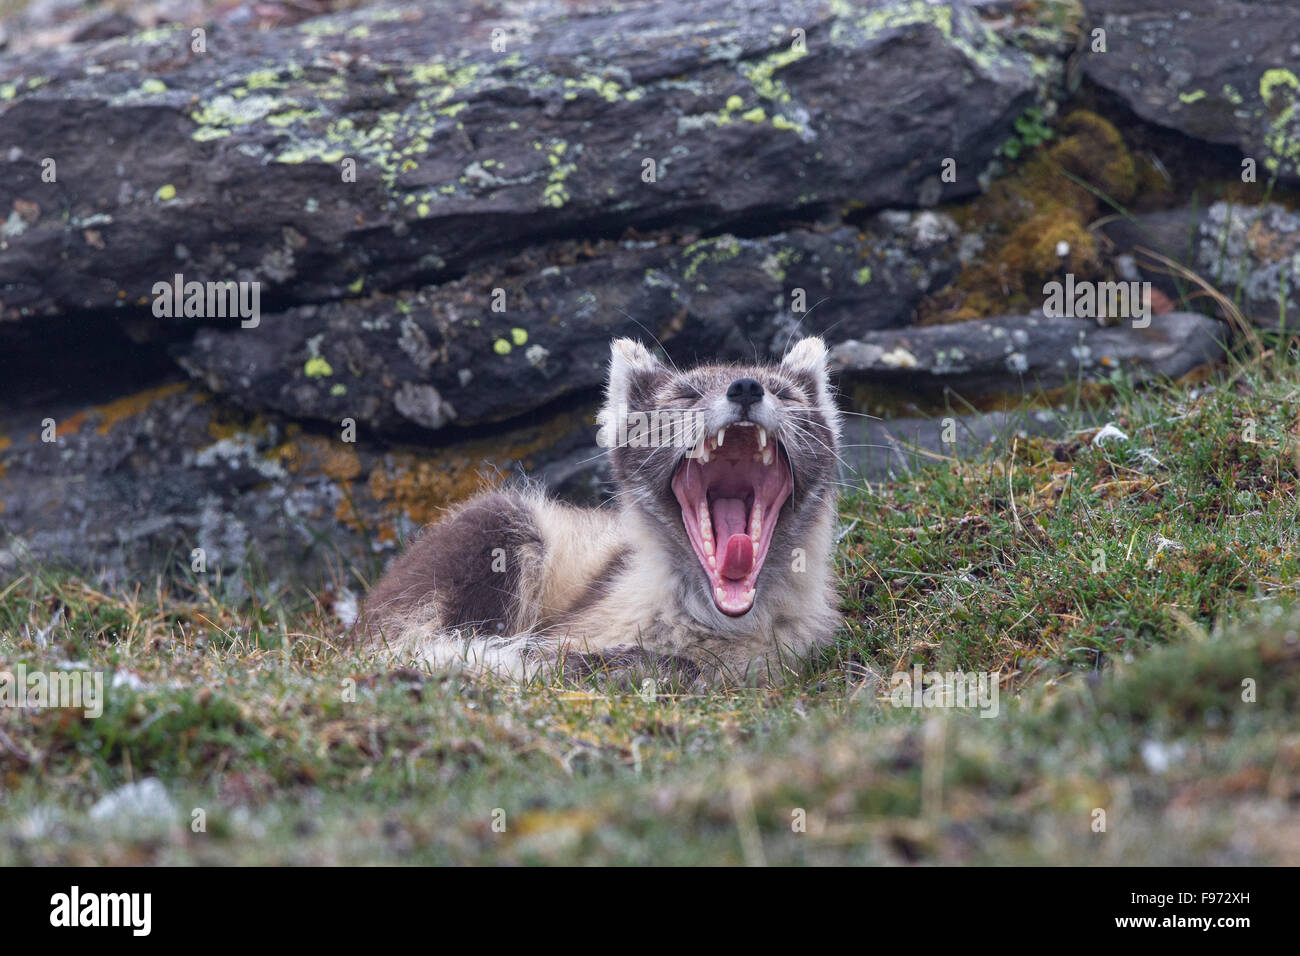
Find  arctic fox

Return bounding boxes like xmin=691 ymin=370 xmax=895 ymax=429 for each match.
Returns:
xmin=356 ymin=337 xmax=842 ymax=687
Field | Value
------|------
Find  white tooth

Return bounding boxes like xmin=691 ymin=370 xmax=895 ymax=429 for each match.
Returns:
xmin=699 ymin=445 xmax=710 ymax=463
xmin=762 ymin=446 xmax=774 ymax=467
xmin=758 ymin=427 xmax=767 ymax=449
xmin=716 ymin=427 xmax=726 ymax=447
xmin=746 ymin=589 xmax=755 ymax=602
xmin=716 ymin=587 xmax=727 ymax=604
xmin=703 ymin=536 xmax=714 ymax=556
xmin=750 ymin=501 xmax=763 ymax=541
xmin=708 ymin=555 xmax=716 ymax=568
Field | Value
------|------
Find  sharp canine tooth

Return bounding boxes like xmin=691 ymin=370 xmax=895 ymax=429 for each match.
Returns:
xmin=716 ymin=427 xmax=725 ymax=447
xmin=746 ymin=589 xmax=755 ymax=601
xmin=758 ymin=427 xmax=767 ymax=449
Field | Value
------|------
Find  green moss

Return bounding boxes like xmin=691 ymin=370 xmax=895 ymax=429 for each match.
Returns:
xmin=921 ymin=110 xmax=1135 ymax=323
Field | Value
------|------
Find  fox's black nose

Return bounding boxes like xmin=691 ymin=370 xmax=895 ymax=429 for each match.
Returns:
xmin=727 ymin=378 xmax=764 ymax=408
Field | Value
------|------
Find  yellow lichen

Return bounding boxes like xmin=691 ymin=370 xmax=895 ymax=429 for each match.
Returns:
xmin=92 ymin=383 xmax=188 ymax=435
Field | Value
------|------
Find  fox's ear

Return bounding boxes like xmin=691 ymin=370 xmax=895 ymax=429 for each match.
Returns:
xmin=605 ymin=338 xmax=664 ymax=407
xmin=781 ymin=336 xmax=829 ymax=386
xmin=598 ymin=339 xmax=665 ymax=447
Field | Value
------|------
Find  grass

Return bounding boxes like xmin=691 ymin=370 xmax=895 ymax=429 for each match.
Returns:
xmin=1 ymin=348 xmax=1299 ymax=864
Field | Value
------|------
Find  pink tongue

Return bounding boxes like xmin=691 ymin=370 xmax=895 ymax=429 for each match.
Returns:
xmin=710 ymin=498 xmax=753 ymax=580
xmin=721 ymin=534 xmax=753 ymax=580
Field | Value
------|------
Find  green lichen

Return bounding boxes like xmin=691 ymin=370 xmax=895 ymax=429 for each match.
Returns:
xmin=829 ymin=0 xmax=1016 ymax=77
xmin=155 ymin=184 xmax=177 ymax=202
xmin=564 ymin=74 xmax=621 ymax=103
xmin=305 ymin=357 xmax=334 ymax=378
xmin=510 ymin=328 xmax=528 ymax=346
xmin=682 ymin=235 xmax=743 ymax=281
xmin=1259 ymin=69 xmax=1299 ymax=106
xmin=1177 ymin=89 xmax=1206 ymax=105
xmin=140 ymin=79 xmax=168 ymax=95
xmin=266 ymin=109 xmax=323 ymax=127
xmin=190 ymin=93 xmax=283 ymax=128
xmin=1259 ymin=69 xmax=1300 ymax=174
xmin=541 ymin=140 xmax=575 ymax=208
xmin=855 ymin=266 xmax=873 ymax=285
xmin=127 ymin=24 xmax=185 ymax=45
xmin=742 ymin=107 xmax=767 ymax=123
xmin=244 ymin=69 xmax=288 ymax=91
xmin=493 ymin=338 xmax=512 ymax=355
xmin=739 ymin=44 xmax=808 ymax=104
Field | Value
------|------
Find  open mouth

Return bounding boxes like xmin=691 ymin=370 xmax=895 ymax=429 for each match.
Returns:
xmin=670 ymin=422 xmax=793 ymax=616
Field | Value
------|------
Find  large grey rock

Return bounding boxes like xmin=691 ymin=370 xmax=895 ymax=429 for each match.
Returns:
xmin=176 ymin=211 xmax=962 ymax=433
xmin=0 ymin=0 xmax=1054 ymax=320
xmin=1081 ymin=0 xmax=1300 ymax=183
xmin=828 ymin=311 xmax=1228 ymax=395
xmin=1103 ymin=202 xmax=1300 ymax=330
xmin=0 ymin=382 xmax=598 ymax=591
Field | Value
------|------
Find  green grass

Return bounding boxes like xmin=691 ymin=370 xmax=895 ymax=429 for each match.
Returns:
xmin=2 ymin=350 xmax=1299 ymax=864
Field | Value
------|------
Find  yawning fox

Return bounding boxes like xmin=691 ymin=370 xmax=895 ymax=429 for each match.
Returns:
xmin=356 ymin=337 xmax=842 ymax=687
